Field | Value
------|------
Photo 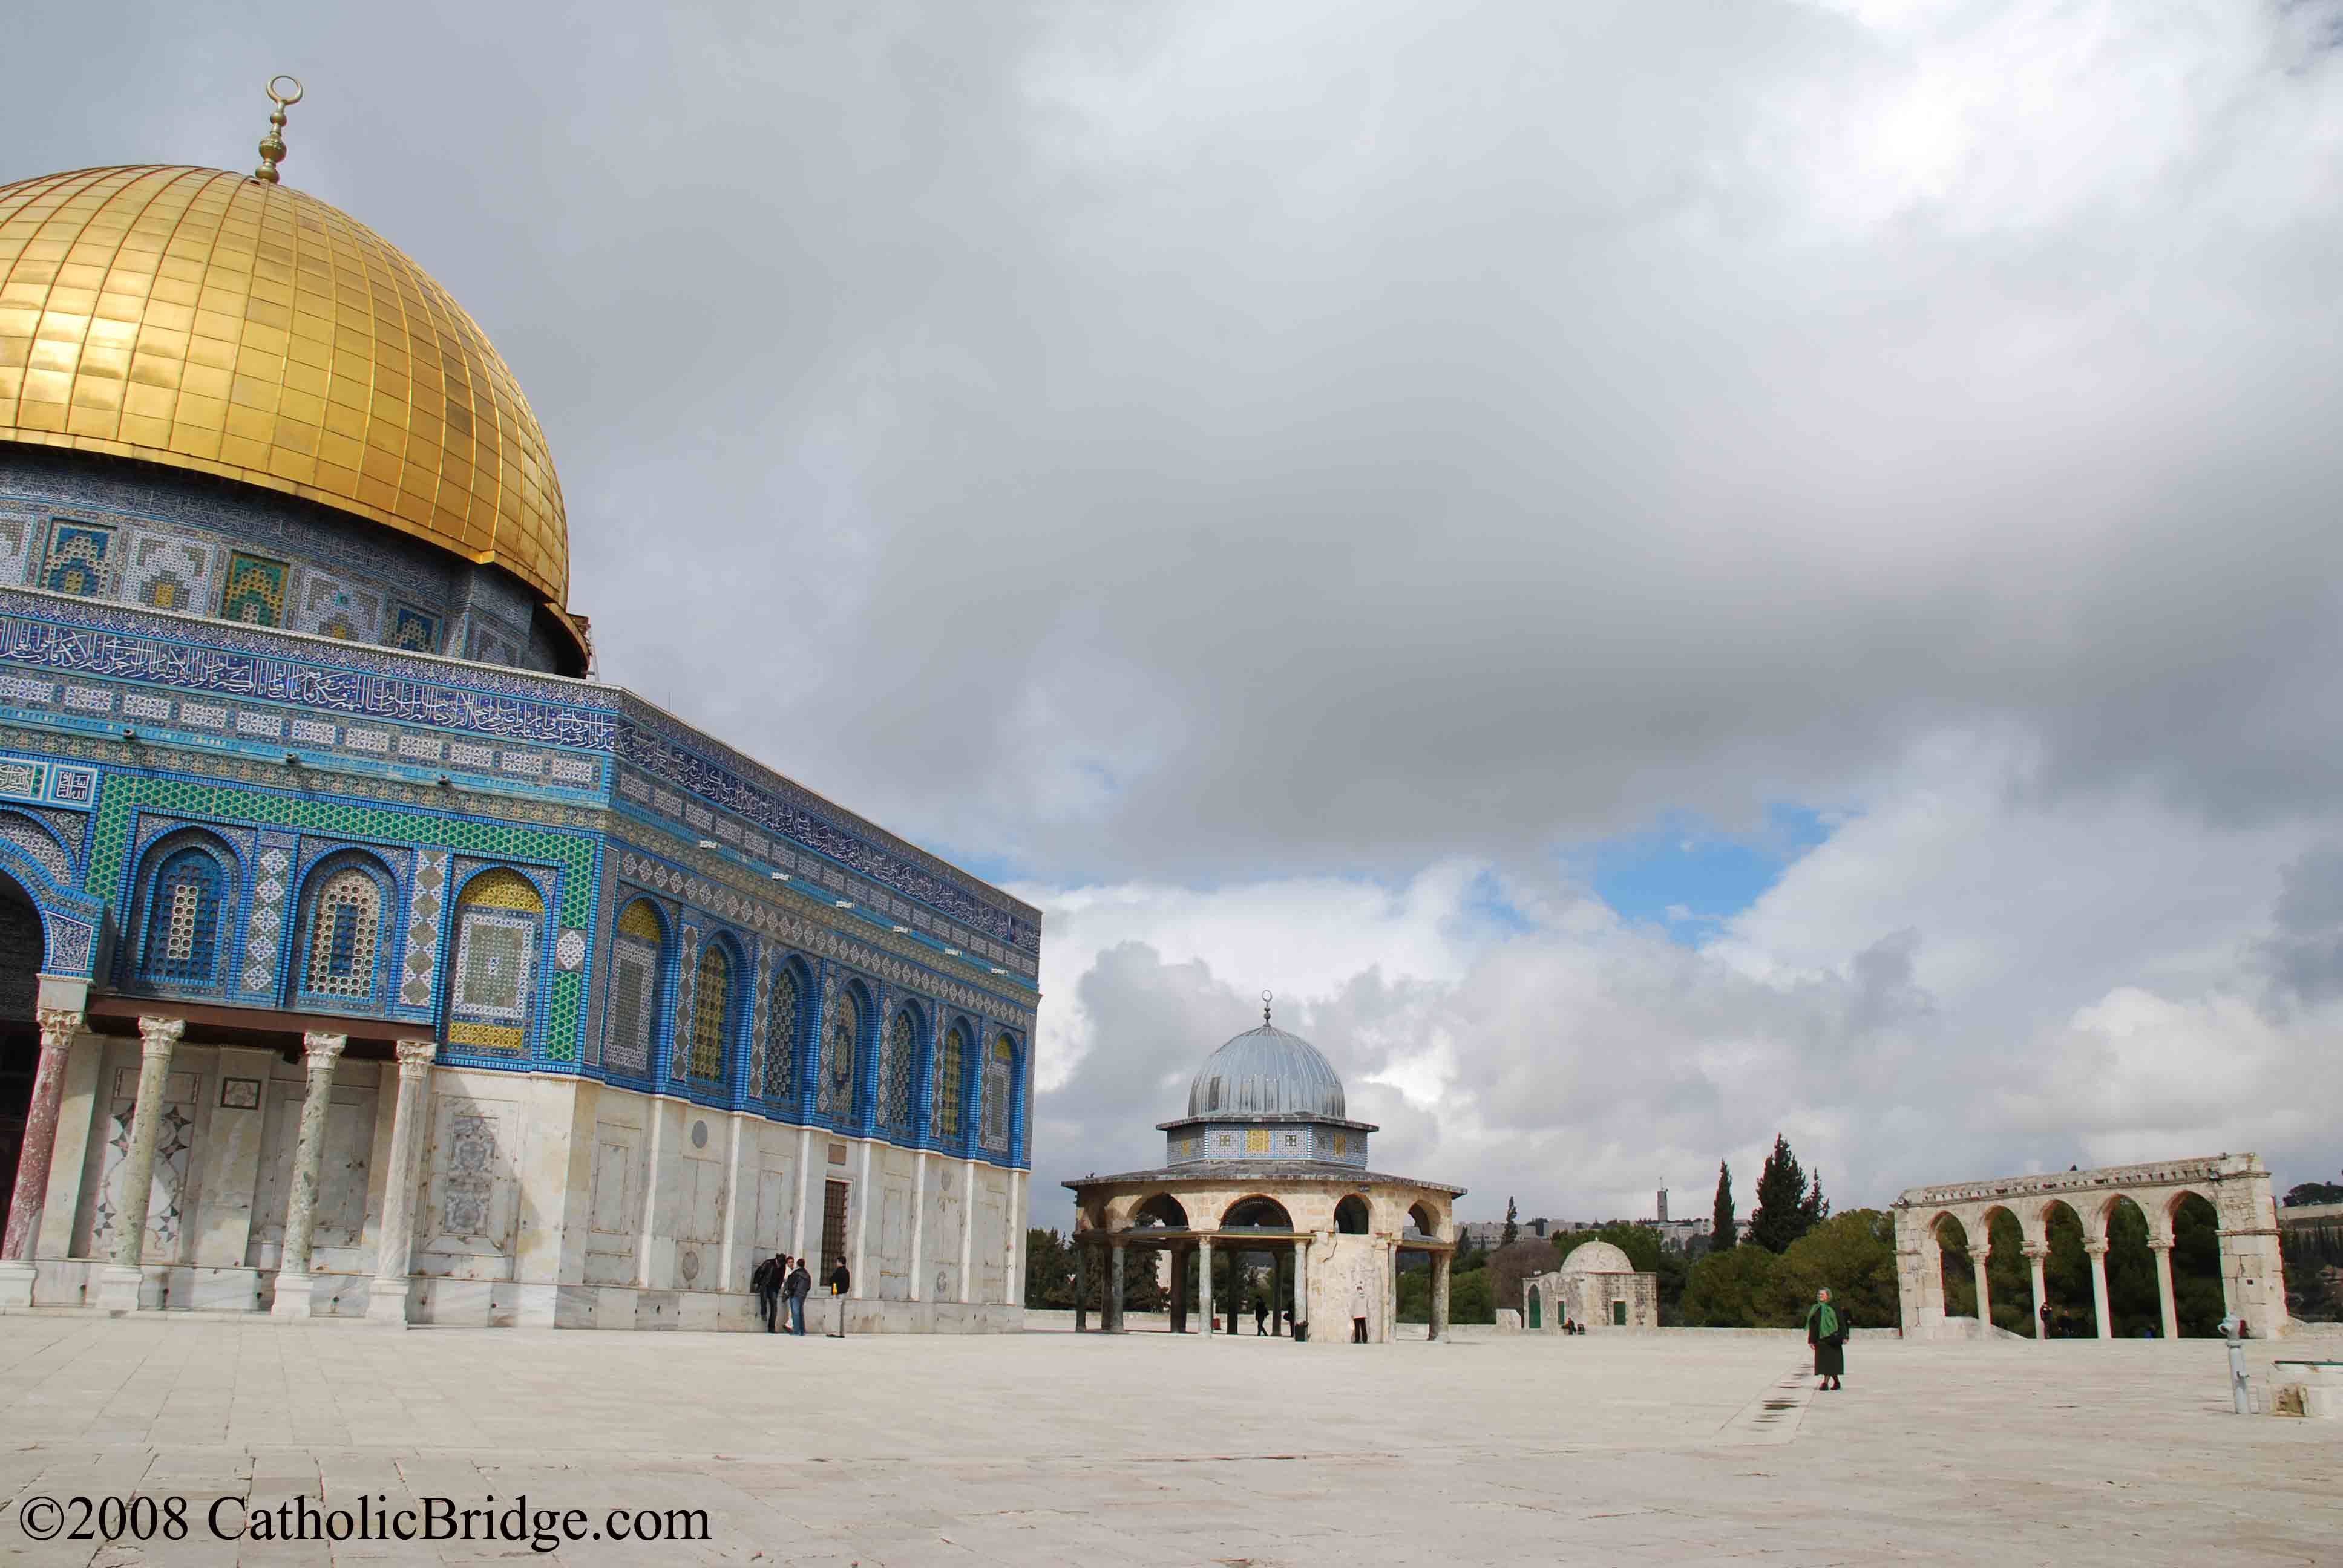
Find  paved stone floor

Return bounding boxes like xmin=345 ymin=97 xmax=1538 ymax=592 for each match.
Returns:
xmin=0 ymin=1314 xmax=2335 ymax=1566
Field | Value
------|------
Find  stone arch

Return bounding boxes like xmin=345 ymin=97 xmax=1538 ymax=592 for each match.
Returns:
xmin=1406 ymin=1201 xmax=1443 ymax=1241
xmin=287 ymin=847 xmax=398 ymax=1010
xmin=1133 ymin=1192 xmax=1188 ymax=1229
xmin=1221 ymin=1194 xmax=1295 ymax=1231
xmin=1335 ymin=1195 xmax=1371 ymax=1234
xmin=2166 ymin=1190 xmax=2226 ymax=1336
xmin=0 ymin=821 xmax=99 ymax=981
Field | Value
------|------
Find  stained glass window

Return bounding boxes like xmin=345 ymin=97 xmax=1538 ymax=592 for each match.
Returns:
xmin=301 ymin=865 xmax=382 ymax=1000
xmin=689 ymin=942 xmax=730 ymax=1083
xmin=880 ymin=1008 xmax=917 ymax=1132
xmin=446 ymin=868 xmax=543 ymax=1054
xmin=981 ymin=1035 xmax=1014 ymax=1151
xmin=764 ymin=964 xmax=798 ymax=1102
xmin=933 ymin=1024 xmax=965 ymax=1140
xmin=140 ymin=846 xmax=223 ymax=987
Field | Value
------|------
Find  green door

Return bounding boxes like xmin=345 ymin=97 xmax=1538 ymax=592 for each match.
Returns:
xmin=1611 ymin=1299 xmax=1627 ymax=1327
xmin=1527 ymin=1292 xmax=1541 ymax=1329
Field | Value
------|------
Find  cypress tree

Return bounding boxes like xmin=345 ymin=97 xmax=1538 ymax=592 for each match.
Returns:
xmin=1748 ymin=1134 xmax=1815 ymax=1253
xmin=1710 ymin=1161 xmax=1737 ymax=1253
xmin=1500 ymin=1197 xmax=1519 ymax=1248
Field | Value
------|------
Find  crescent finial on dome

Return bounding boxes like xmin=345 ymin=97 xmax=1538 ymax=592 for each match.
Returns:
xmin=253 ymin=74 xmax=303 ymax=185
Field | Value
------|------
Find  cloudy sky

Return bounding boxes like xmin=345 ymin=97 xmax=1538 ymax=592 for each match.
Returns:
xmin=14 ymin=1 xmax=2343 ymax=1221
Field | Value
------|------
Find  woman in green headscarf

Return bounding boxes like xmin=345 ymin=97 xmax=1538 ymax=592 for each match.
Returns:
xmin=1806 ymin=1288 xmax=1844 ymax=1390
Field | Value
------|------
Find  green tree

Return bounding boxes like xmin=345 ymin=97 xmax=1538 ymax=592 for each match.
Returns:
xmin=1500 ymin=1197 xmax=1519 ymax=1249
xmin=1748 ymin=1134 xmax=1818 ymax=1253
xmin=1680 ymin=1241 xmax=1779 ymax=1325
xmin=1711 ymin=1161 xmax=1736 ymax=1253
xmin=1761 ymin=1209 xmax=1899 ymax=1329
xmin=1024 ymin=1229 xmax=1076 ymax=1308
xmin=1489 ymin=1238 xmax=1554 ymax=1320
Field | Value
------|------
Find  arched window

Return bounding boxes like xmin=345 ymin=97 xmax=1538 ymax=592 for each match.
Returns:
xmin=933 ymin=1023 xmax=966 ymax=1140
xmin=687 ymin=940 xmax=732 ymax=1083
xmin=446 ymin=868 xmax=544 ymax=1054
xmin=139 ymin=844 xmax=228 ymax=988
xmin=819 ymin=984 xmax=861 ymax=1122
xmin=294 ymin=857 xmax=388 ymax=1005
xmin=606 ymin=898 xmax=665 ymax=1078
xmin=980 ymin=1034 xmax=1014 ymax=1152
xmin=764 ymin=962 xmax=800 ymax=1102
xmin=880 ymin=1006 xmax=917 ymax=1132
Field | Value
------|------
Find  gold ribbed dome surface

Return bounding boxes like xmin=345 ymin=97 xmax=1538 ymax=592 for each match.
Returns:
xmin=0 ymin=165 xmax=568 ymax=608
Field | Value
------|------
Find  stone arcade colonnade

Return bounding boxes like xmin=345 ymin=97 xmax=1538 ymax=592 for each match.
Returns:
xmin=0 ymin=984 xmax=442 ymax=1325
xmin=1892 ymin=1155 xmax=2290 ymax=1342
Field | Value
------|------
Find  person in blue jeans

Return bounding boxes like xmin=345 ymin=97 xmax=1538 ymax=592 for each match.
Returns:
xmin=785 ymin=1258 xmax=811 ymax=1336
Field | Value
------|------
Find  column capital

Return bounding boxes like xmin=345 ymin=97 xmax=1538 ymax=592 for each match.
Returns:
xmin=1970 ymin=1246 xmax=1991 ymax=1264
xmin=2022 ymin=1244 xmax=2049 ymax=1261
xmin=34 ymin=1007 xmax=82 ymax=1052
xmin=135 ymin=1016 xmax=185 ymax=1055
xmin=2146 ymin=1236 xmax=2175 ymax=1252
xmin=2083 ymin=1240 xmax=2109 ymax=1258
xmin=393 ymin=1038 xmax=438 ymax=1071
xmin=301 ymin=1031 xmax=349 ymax=1060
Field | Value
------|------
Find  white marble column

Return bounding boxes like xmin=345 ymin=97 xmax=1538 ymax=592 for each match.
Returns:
xmin=790 ymin=1125 xmax=814 ymax=1263
xmin=269 ymin=1031 xmax=348 ymax=1319
xmin=96 ymin=1016 xmax=185 ymax=1314
xmin=1294 ymin=1235 xmax=1312 ymax=1336
xmin=2025 ymin=1244 xmax=2049 ymax=1341
xmin=0 ymin=1007 xmax=84 ymax=1306
xmin=850 ymin=1137 xmax=873 ymax=1296
xmin=957 ymin=1156 xmax=977 ymax=1304
xmin=2149 ymin=1238 xmax=2179 ymax=1341
xmin=1431 ymin=1249 xmax=1452 ymax=1342
xmin=1971 ymin=1244 xmax=1993 ymax=1331
xmin=908 ymin=1150 xmax=927 ymax=1303
xmin=1199 ymin=1233 xmax=1215 ymax=1337
xmin=2085 ymin=1240 xmax=2111 ymax=1339
xmin=367 ymin=1041 xmax=436 ymax=1327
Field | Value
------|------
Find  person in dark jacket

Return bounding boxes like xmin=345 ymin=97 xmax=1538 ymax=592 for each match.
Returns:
xmin=785 ymin=1258 xmax=812 ymax=1336
xmin=827 ymin=1259 xmax=851 ymax=1338
xmin=752 ymin=1253 xmax=784 ymax=1333
xmin=1253 ymin=1295 xmax=1268 ymax=1336
xmin=1806 ymin=1287 xmax=1846 ymax=1390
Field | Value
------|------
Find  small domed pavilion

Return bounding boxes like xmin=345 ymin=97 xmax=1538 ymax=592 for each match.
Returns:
xmin=1066 ymin=996 xmax=1463 ymax=1342
xmin=1522 ymin=1240 xmax=1659 ymax=1332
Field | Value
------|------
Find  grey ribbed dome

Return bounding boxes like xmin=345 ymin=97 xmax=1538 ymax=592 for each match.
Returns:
xmin=1187 ymin=1023 xmax=1346 ymax=1119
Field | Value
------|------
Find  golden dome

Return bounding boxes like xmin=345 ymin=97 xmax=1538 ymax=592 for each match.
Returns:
xmin=0 ymin=165 xmax=571 ymax=618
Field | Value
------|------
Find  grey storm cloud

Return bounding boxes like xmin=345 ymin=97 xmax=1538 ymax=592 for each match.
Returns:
xmin=10 ymin=1 xmax=2340 ymax=884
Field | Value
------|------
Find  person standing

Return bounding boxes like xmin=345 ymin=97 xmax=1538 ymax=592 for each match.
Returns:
xmin=785 ymin=1256 xmax=812 ymax=1336
xmin=1349 ymin=1278 xmax=1370 ymax=1344
xmin=1806 ymin=1287 xmax=1846 ymax=1390
xmin=753 ymin=1253 xmax=784 ymax=1333
xmin=1253 ymin=1293 xmax=1268 ymax=1336
xmin=827 ymin=1257 xmax=852 ymax=1338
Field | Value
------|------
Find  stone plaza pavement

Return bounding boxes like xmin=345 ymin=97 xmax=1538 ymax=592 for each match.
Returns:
xmin=0 ymin=1315 xmax=2336 ymax=1566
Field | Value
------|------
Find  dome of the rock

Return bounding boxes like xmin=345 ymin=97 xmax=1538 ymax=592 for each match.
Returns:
xmin=1186 ymin=1020 xmax=1347 ymax=1119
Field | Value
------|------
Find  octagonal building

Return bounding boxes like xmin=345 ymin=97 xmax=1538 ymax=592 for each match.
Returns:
xmin=1067 ymin=999 xmax=1462 ymax=1342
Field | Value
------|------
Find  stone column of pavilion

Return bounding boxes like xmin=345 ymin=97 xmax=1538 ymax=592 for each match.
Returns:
xmin=2083 ymin=1239 xmax=2112 ymax=1339
xmin=2024 ymin=1244 xmax=2050 ymax=1340
xmin=269 ymin=1031 xmax=349 ymax=1319
xmin=367 ymin=1039 xmax=437 ymax=1327
xmin=2148 ymin=1236 xmax=2180 ymax=1341
xmin=0 ymin=1007 xmax=84 ymax=1307
xmin=1970 ymin=1243 xmax=1993 ymax=1331
xmin=95 ymin=1015 xmax=186 ymax=1314
xmin=1199 ymin=1231 xmax=1214 ymax=1337
xmin=1107 ymin=1237 xmax=1126 ymax=1332
xmin=1424 ymin=1237 xmax=1443 ymax=1341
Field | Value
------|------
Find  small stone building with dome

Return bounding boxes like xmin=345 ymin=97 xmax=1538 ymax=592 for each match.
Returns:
xmin=1521 ymin=1241 xmax=1659 ymax=1333
xmin=0 ymin=130 xmax=1036 ymax=1330
xmin=1066 ymin=999 xmax=1463 ymax=1342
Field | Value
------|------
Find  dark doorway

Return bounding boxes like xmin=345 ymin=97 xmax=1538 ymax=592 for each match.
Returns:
xmin=821 ymin=1180 xmax=851 ymax=1278
xmin=0 ymin=872 xmax=45 ymax=1245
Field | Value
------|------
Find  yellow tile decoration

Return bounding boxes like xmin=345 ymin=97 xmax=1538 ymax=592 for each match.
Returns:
xmin=0 ymin=166 xmax=570 ymax=616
